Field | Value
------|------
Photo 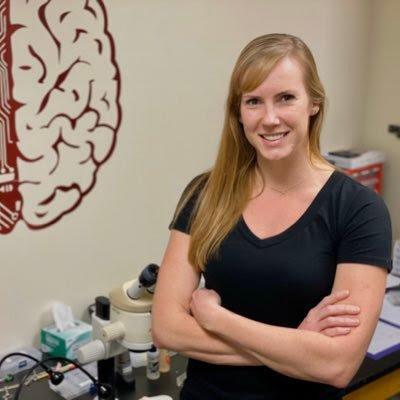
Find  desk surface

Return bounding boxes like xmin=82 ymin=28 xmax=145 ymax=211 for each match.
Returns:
xmin=3 ymin=350 xmax=400 ymax=399
xmin=0 ymin=355 xmax=187 ymax=400
xmin=347 ymin=350 xmax=400 ymax=394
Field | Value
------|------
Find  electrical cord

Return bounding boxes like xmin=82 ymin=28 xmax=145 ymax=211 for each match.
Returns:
xmin=0 ymin=352 xmax=112 ymax=400
xmin=0 ymin=352 xmax=52 ymax=378
xmin=13 ymin=358 xmax=64 ymax=400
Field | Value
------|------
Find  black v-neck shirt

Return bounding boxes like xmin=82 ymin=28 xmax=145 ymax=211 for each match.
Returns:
xmin=169 ymin=170 xmax=392 ymax=400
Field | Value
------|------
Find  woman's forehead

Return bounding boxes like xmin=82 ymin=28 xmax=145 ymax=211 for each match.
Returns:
xmin=241 ymin=57 xmax=307 ymax=95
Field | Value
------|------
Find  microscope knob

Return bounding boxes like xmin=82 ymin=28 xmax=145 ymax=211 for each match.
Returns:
xmin=76 ymin=340 xmax=106 ymax=364
xmin=101 ymin=321 xmax=126 ymax=342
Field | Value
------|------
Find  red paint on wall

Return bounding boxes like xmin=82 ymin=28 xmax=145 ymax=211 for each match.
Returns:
xmin=0 ymin=0 xmax=21 ymax=234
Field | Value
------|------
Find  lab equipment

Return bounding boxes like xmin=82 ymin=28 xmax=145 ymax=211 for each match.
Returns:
xmin=76 ymin=264 xmax=160 ymax=399
xmin=0 ymin=352 xmax=112 ymax=400
xmin=324 ymin=149 xmax=385 ymax=194
xmin=77 ymin=263 xmax=160 ymax=365
xmin=49 ymin=362 xmax=97 ymax=400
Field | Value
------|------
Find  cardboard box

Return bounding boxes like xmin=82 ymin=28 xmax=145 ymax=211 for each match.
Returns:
xmin=40 ymin=320 xmax=92 ymax=359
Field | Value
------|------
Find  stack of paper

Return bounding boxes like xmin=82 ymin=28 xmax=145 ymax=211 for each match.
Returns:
xmin=367 ymin=320 xmax=400 ymax=359
xmin=392 ymin=240 xmax=400 ymax=276
xmin=366 ymin=273 xmax=400 ymax=359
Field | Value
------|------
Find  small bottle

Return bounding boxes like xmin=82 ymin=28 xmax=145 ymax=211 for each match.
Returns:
xmin=159 ymin=349 xmax=171 ymax=373
xmin=146 ymin=345 xmax=160 ymax=380
xmin=116 ymin=350 xmax=135 ymax=389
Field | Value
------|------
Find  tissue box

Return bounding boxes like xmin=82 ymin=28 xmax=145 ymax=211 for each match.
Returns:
xmin=40 ymin=321 xmax=92 ymax=359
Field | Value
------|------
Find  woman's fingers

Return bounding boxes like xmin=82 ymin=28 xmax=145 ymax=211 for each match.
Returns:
xmin=321 ymin=327 xmax=352 ymax=337
xmin=318 ymin=304 xmax=360 ymax=320
xmin=314 ymin=290 xmax=350 ymax=311
xmin=319 ymin=316 xmax=360 ymax=330
xmin=299 ymin=290 xmax=361 ymax=335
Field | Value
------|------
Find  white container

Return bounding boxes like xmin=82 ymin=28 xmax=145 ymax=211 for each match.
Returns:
xmin=0 ymin=347 xmax=42 ymax=378
xmin=49 ymin=362 xmax=97 ymax=400
xmin=324 ymin=150 xmax=385 ymax=169
xmin=146 ymin=346 xmax=160 ymax=380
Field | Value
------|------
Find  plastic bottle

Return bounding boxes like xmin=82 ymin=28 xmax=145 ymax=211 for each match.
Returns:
xmin=159 ymin=349 xmax=171 ymax=373
xmin=146 ymin=345 xmax=160 ymax=380
xmin=116 ymin=350 xmax=135 ymax=389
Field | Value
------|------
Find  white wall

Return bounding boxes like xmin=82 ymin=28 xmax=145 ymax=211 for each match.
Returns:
xmin=2 ymin=0 xmax=374 ymax=352
xmin=361 ymin=0 xmax=400 ymax=240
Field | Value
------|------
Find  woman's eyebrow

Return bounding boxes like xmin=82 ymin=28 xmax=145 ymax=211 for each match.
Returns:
xmin=242 ymin=94 xmax=262 ymax=99
xmin=275 ymin=90 xmax=298 ymax=97
xmin=242 ymin=90 xmax=298 ymax=99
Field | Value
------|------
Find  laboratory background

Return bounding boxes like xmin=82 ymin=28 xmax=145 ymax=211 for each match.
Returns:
xmin=1 ymin=0 xmax=400 ymax=399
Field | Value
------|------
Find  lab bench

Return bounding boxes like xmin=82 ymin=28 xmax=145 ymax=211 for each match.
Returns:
xmin=3 ymin=350 xmax=400 ymax=400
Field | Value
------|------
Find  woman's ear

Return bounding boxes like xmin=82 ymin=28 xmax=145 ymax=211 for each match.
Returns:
xmin=311 ymin=106 xmax=319 ymax=115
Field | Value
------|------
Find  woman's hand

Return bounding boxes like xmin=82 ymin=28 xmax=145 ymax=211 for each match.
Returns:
xmin=190 ymin=288 xmax=360 ymax=337
xmin=189 ymin=288 xmax=222 ymax=331
xmin=298 ymin=290 xmax=360 ymax=337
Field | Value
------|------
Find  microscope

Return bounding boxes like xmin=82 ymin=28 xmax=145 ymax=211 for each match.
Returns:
xmin=76 ymin=264 xmax=160 ymax=399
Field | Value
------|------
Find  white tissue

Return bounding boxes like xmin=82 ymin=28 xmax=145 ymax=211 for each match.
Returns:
xmin=52 ymin=302 xmax=76 ymax=332
xmin=139 ymin=396 xmax=173 ymax=400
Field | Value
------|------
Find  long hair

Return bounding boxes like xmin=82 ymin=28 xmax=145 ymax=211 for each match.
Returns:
xmin=171 ymin=33 xmax=333 ymax=271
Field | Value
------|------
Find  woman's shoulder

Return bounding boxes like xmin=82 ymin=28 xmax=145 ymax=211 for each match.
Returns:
xmin=183 ymin=171 xmax=210 ymax=194
xmin=327 ymin=169 xmax=390 ymax=222
xmin=332 ymin=169 xmax=383 ymax=202
xmin=169 ymin=171 xmax=210 ymax=233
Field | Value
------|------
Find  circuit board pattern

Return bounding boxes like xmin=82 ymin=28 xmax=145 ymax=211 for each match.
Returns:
xmin=0 ymin=0 xmax=21 ymax=234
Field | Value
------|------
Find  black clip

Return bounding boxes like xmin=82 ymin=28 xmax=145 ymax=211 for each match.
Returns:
xmin=388 ymin=125 xmax=400 ymax=138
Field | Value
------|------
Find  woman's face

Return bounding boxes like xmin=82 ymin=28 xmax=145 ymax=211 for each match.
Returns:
xmin=239 ymin=56 xmax=317 ymax=163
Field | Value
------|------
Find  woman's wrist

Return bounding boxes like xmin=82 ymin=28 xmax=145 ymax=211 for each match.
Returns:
xmin=189 ymin=288 xmax=225 ymax=332
xmin=207 ymin=304 xmax=226 ymax=332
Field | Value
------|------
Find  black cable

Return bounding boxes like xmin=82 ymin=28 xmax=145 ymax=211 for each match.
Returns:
xmin=13 ymin=358 xmax=62 ymax=400
xmin=0 ymin=352 xmax=59 ymax=400
xmin=0 ymin=352 xmax=51 ymax=376
xmin=20 ymin=356 xmax=112 ymax=400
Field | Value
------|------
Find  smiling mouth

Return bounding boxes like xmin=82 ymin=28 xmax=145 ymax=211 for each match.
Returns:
xmin=259 ymin=131 xmax=290 ymax=142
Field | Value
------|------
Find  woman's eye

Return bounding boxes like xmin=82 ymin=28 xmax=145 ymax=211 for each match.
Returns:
xmin=281 ymin=94 xmax=294 ymax=102
xmin=245 ymin=98 xmax=259 ymax=105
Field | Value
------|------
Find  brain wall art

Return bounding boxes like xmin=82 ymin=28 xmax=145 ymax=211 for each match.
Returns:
xmin=0 ymin=0 xmax=122 ymax=234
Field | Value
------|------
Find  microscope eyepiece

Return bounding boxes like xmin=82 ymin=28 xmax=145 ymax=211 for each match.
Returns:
xmin=139 ymin=263 xmax=159 ymax=287
xmin=127 ymin=263 xmax=160 ymax=300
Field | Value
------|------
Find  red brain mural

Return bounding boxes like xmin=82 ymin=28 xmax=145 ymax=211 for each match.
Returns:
xmin=0 ymin=0 xmax=121 ymax=233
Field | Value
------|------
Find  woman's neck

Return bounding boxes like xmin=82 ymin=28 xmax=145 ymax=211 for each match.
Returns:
xmin=255 ymin=153 xmax=317 ymax=191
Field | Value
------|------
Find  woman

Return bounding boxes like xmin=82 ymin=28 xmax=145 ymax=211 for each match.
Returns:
xmin=152 ymin=34 xmax=392 ymax=399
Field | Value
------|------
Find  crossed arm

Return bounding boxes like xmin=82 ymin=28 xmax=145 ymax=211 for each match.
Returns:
xmin=151 ymin=230 xmax=387 ymax=388
xmin=152 ymin=231 xmax=261 ymax=366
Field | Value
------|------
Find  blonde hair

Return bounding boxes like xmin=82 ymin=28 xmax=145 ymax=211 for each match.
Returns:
xmin=172 ymin=33 xmax=333 ymax=271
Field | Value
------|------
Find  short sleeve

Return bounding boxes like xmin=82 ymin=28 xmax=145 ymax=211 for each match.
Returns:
xmin=337 ymin=188 xmax=392 ymax=272
xmin=168 ymin=176 xmax=205 ymax=234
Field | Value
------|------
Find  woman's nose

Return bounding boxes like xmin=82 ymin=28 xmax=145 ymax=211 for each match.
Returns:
xmin=261 ymin=105 xmax=280 ymax=126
